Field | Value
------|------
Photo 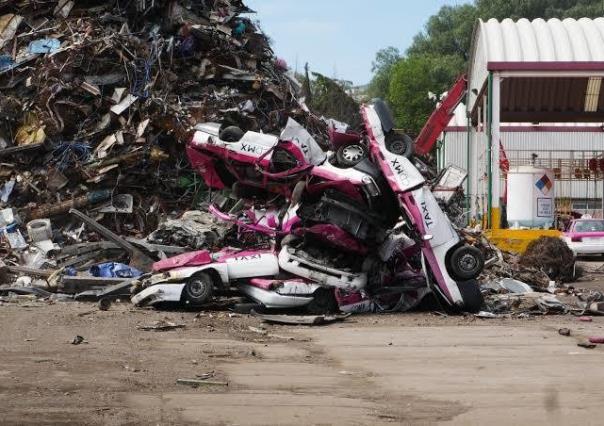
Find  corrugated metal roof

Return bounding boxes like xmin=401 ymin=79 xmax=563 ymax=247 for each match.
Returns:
xmin=468 ymin=18 xmax=604 ymax=117
xmin=481 ymin=18 xmax=604 ymax=62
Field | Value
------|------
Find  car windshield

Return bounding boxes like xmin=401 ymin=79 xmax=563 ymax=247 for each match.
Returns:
xmin=574 ymin=220 xmax=604 ymax=232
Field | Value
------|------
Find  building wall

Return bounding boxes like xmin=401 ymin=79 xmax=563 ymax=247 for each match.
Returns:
xmin=441 ymin=129 xmax=604 ymax=208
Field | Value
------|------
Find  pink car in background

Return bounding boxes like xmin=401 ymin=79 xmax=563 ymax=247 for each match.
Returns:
xmin=563 ymin=219 xmax=604 ymax=256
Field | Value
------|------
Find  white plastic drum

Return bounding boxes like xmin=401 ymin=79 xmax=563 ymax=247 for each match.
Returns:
xmin=506 ymin=166 xmax=555 ymax=228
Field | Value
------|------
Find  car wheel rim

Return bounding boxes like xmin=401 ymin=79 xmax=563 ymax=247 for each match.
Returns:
xmin=391 ymin=141 xmax=405 ymax=154
xmin=189 ymin=280 xmax=205 ymax=296
xmin=342 ymin=145 xmax=363 ymax=162
xmin=459 ymin=254 xmax=477 ymax=272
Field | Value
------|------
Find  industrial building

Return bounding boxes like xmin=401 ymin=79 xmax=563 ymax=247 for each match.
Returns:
xmin=438 ymin=17 xmax=604 ymax=250
xmin=440 ymin=106 xmax=604 ymax=216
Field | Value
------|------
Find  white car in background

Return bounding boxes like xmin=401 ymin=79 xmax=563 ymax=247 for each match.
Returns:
xmin=563 ymin=219 xmax=604 ymax=256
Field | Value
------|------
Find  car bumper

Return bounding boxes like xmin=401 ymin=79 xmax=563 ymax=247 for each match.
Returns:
xmin=131 ymin=284 xmax=185 ymax=306
xmin=566 ymin=242 xmax=604 ymax=255
xmin=239 ymin=284 xmax=314 ymax=308
xmin=278 ymin=246 xmax=367 ymax=291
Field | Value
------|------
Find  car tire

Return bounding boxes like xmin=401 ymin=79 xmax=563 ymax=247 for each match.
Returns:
xmin=457 ymin=280 xmax=484 ymax=313
xmin=447 ymin=245 xmax=485 ymax=281
xmin=335 ymin=143 xmax=367 ymax=167
xmin=219 ymin=126 xmax=244 ymax=142
xmin=184 ymin=272 xmax=214 ymax=305
xmin=385 ymin=133 xmax=413 ymax=157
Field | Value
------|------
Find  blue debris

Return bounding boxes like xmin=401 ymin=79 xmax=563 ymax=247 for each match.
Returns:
xmin=89 ymin=262 xmax=142 ymax=279
xmin=28 ymin=38 xmax=61 ymax=54
xmin=65 ymin=267 xmax=78 ymax=276
xmin=233 ymin=21 xmax=246 ymax=37
xmin=0 ymin=55 xmax=14 ymax=71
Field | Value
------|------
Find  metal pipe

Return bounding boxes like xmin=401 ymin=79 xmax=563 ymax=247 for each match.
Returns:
xmin=466 ymin=98 xmax=471 ymax=226
xmin=491 ymin=72 xmax=501 ymax=229
xmin=487 ymin=72 xmax=493 ymax=228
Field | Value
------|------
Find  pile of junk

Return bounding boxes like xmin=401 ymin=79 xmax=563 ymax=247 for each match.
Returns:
xmin=1 ymin=0 xmax=585 ymax=317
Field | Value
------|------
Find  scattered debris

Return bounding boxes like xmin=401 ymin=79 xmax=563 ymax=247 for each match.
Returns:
xmin=137 ymin=320 xmax=185 ymax=331
xmin=578 ymin=342 xmax=597 ymax=349
xmin=475 ymin=311 xmax=500 ymax=319
xmin=253 ymin=313 xmax=350 ymax=326
xmin=176 ymin=378 xmax=228 ymax=388
xmin=71 ymin=335 xmax=86 ymax=345
xmin=558 ymin=328 xmax=571 ymax=336
xmin=98 ymin=298 xmax=112 ymax=311
xmin=588 ymin=336 xmax=604 ymax=344
xmin=196 ymin=371 xmax=216 ymax=380
xmin=483 ymin=278 xmax=533 ymax=294
xmin=589 ymin=302 xmax=604 ymax=315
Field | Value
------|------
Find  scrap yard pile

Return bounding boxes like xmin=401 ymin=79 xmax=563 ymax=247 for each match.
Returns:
xmin=0 ymin=0 xmax=307 ymax=232
xmin=0 ymin=1 xmax=591 ymax=319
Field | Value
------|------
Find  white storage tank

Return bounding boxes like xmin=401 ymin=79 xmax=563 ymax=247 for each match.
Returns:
xmin=506 ymin=166 xmax=555 ymax=229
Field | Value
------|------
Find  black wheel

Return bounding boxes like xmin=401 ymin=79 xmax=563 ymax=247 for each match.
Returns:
xmin=219 ymin=126 xmax=244 ymax=142
xmin=183 ymin=272 xmax=214 ymax=305
xmin=335 ymin=143 xmax=367 ymax=167
xmin=306 ymin=288 xmax=338 ymax=314
xmin=457 ymin=280 xmax=484 ymax=313
xmin=447 ymin=245 xmax=485 ymax=281
xmin=386 ymin=133 xmax=413 ymax=157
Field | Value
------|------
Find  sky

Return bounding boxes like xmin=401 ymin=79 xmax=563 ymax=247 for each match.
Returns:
xmin=245 ymin=0 xmax=470 ymax=86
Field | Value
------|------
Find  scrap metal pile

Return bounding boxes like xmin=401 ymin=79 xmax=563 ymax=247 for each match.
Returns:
xmin=0 ymin=1 xmax=584 ymax=319
xmin=0 ymin=0 xmax=314 ymax=285
xmin=0 ymin=0 xmax=310 ymax=236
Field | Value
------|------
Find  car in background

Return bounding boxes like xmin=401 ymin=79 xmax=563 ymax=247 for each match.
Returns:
xmin=563 ymin=219 xmax=604 ymax=256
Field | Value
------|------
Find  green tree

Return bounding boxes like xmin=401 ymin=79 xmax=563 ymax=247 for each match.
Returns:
xmin=387 ymin=54 xmax=465 ymax=134
xmin=367 ymin=47 xmax=401 ymax=100
xmin=407 ymin=4 xmax=478 ymax=62
xmin=476 ymin=0 xmax=604 ymax=20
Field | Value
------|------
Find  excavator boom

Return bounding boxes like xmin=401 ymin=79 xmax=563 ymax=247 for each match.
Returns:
xmin=414 ymin=75 xmax=467 ymax=156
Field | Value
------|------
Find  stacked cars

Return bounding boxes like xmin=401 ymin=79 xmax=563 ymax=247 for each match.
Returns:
xmin=131 ymin=100 xmax=486 ymax=313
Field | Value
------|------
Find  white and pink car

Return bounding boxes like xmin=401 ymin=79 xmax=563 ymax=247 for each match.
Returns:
xmin=563 ymin=219 xmax=604 ymax=256
xmin=131 ymin=247 xmax=336 ymax=310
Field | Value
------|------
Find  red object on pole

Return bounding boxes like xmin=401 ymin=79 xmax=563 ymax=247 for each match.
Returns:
xmin=499 ymin=141 xmax=509 ymax=173
xmin=414 ymin=75 xmax=468 ymax=156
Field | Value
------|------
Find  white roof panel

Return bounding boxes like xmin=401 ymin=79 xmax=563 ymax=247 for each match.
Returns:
xmin=468 ymin=18 xmax=604 ymax=112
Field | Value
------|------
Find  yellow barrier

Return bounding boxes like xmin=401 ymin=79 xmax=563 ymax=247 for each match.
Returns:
xmin=484 ymin=229 xmax=562 ymax=254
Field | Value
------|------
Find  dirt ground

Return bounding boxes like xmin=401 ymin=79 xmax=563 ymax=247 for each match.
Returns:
xmin=2 ymin=261 xmax=604 ymax=425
